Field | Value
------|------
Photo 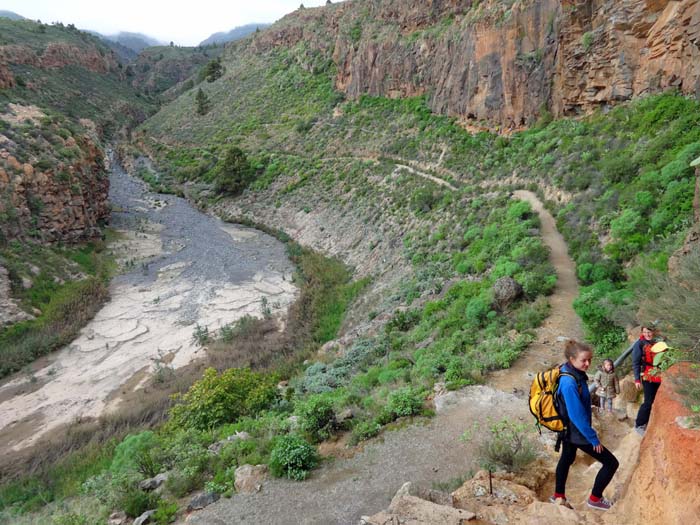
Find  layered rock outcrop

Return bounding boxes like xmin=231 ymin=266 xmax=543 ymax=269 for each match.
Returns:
xmin=252 ymin=0 xmax=700 ymax=127
xmin=0 ymin=42 xmax=121 ymax=87
xmin=0 ymin=135 xmax=109 ymax=243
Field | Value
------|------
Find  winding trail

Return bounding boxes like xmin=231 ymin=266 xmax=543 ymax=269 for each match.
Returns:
xmin=489 ymin=190 xmax=584 ymax=392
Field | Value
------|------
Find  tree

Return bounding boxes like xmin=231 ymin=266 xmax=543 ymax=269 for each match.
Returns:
xmin=195 ymin=88 xmax=210 ymax=116
xmin=215 ymin=146 xmax=253 ymax=195
xmin=201 ymin=57 xmax=223 ymax=82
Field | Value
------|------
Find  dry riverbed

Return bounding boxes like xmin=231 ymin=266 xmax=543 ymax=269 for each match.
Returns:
xmin=0 ymin=157 xmax=297 ymax=453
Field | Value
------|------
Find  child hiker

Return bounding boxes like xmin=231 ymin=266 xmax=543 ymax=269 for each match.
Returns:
xmin=594 ymin=359 xmax=620 ymax=414
xmin=550 ymin=340 xmax=619 ymax=511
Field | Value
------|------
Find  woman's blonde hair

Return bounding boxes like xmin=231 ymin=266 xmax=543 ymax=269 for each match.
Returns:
xmin=564 ymin=339 xmax=592 ymax=361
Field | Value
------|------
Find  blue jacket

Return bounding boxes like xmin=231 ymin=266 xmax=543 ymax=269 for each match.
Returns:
xmin=558 ymin=363 xmax=600 ymax=446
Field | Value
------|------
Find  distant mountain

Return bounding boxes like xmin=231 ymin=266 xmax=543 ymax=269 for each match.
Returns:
xmin=0 ymin=10 xmax=24 ymax=20
xmin=199 ymin=23 xmax=270 ymax=46
xmin=103 ymin=31 xmax=164 ymax=53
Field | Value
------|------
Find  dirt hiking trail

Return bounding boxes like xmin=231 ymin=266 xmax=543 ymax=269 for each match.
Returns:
xmin=490 ymin=190 xmax=584 ymax=393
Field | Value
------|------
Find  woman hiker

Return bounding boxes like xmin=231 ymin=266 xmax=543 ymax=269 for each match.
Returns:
xmin=550 ymin=340 xmax=619 ymax=511
xmin=632 ymin=325 xmax=661 ymax=435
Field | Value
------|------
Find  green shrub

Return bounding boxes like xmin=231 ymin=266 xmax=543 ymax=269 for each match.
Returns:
xmin=52 ymin=513 xmax=88 ymax=525
xmin=386 ymin=387 xmax=424 ymax=419
xmin=110 ymin=431 xmax=161 ymax=477
xmin=214 ymin=146 xmax=254 ymax=195
xmin=296 ymin=394 xmax=337 ymax=443
xmin=349 ymin=420 xmax=381 ymax=445
xmin=165 ymin=469 xmax=203 ymax=498
xmin=169 ymin=368 xmax=278 ymax=430
xmin=269 ymin=435 xmax=318 ymax=480
xmin=120 ymin=487 xmax=160 ymax=518
xmin=153 ymin=499 xmax=179 ymax=524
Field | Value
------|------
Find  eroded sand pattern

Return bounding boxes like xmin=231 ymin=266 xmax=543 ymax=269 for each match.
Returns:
xmin=0 ymin=158 xmax=297 ymax=453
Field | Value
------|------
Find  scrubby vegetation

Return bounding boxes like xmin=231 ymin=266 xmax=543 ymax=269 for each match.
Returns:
xmin=0 ymin=239 xmax=113 ymax=378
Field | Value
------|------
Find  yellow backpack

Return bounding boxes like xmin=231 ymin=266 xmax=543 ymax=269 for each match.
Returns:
xmin=528 ymin=364 xmax=580 ymax=433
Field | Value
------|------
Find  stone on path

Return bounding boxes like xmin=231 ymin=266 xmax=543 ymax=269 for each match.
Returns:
xmin=234 ymin=464 xmax=268 ymax=494
xmin=187 ymin=491 xmax=220 ymax=511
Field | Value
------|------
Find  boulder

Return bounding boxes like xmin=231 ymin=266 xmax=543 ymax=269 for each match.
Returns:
xmin=234 ymin=464 xmax=268 ymax=494
xmin=187 ymin=491 xmax=220 ymax=511
xmin=133 ymin=510 xmax=156 ymax=525
xmin=617 ymin=375 xmax=639 ymax=402
xmin=452 ymin=470 xmax=537 ymax=509
xmin=336 ymin=407 xmax=355 ymax=424
xmin=493 ymin=277 xmax=523 ymax=310
xmin=208 ymin=431 xmax=251 ymax=455
xmin=362 ymin=482 xmax=476 ymax=524
xmin=107 ymin=511 xmax=127 ymax=525
xmin=139 ymin=472 xmax=169 ymax=491
xmin=522 ymin=500 xmax=581 ymax=524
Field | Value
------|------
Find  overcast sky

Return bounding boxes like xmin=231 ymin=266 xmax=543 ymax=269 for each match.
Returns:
xmin=1 ymin=1 xmax=335 ymax=46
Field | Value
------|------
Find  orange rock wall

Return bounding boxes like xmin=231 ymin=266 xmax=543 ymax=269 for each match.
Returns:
xmin=256 ymin=0 xmax=700 ymax=127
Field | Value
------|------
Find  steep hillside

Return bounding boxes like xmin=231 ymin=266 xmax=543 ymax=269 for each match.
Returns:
xmin=0 ymin=18 xmax=154 ymax=242
xmin=1 ymin=2 xmax=699 ymax=523
xmin=128 ymin=44 xmax=224 ymax=98
xmin=139 ymin=0 xmax=700 ymax=358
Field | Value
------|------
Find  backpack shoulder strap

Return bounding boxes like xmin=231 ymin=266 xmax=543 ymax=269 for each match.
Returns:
xmin=558 ymin=371 xmax=582 ymax=394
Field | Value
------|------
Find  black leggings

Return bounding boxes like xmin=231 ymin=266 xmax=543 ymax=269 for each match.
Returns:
xmin=635 ymin=380 xmax=661 ymax=428
xmin=555 ymin=441 xmax=619 ymax=498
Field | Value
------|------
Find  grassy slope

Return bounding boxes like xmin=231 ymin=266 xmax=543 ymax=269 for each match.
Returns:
xmin=141 ymin=30 xmax=700 ymax=359
xmin=129 ymin=44 xmax=224 ymax=97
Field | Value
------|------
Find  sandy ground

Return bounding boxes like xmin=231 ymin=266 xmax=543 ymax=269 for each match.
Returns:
xmin=0 ymin=160 xmax=297 ymax=454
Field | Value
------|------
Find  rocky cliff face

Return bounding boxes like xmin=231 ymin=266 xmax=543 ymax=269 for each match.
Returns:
xmin=0 ymin=42 xmax=121 ymax=88
xmin=0 ymin=113 xmax=109 ymax=243
xmin=256 ymin=0 xmax=700 ymax=127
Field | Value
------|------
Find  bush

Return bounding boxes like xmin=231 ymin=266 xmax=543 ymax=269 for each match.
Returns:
xmin=169 ymin=368 xmax=278 ymax=430
xmin=296 ymin=395 xmax=337 ymax=443
xmin=214 ymin=146 xmax=254 ymax=195
xmin=349 ymin=420 xmax=381 ymax=445
xmin=386 ymin=387 xmax=424 ymax=419
xmin=52 ymin=512 xmax=89 ymax=525
xmin=464 ymin=419 xmax=537 ymax=473
xmin=269 ymin=435 xmax=318 ymax=480
xmin=120 ymin=487 xmax=160 ymax=518
xmin=110 ymin=431 xmax=161 ymax=477
xmin=153 ymin=499 xmax=179 ymax=524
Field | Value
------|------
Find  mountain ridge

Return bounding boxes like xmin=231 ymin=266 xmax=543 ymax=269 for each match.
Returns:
xmin=199 ymin=23 xmax=271 ymax=46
